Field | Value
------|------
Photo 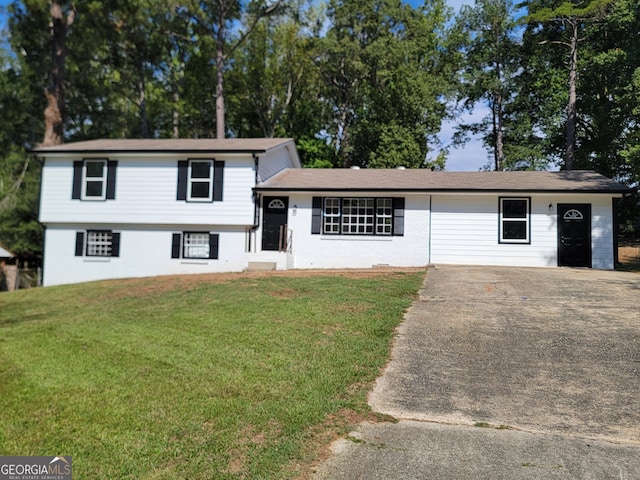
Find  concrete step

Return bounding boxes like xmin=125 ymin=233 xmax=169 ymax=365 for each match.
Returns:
xmin=245 ymin=262 xmax=277 ymax=272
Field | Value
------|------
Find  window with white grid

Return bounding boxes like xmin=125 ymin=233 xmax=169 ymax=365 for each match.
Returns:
xmin=183 ymin=232 xmax=210 ymax=259
xmin=375 ymin=198 xmax=393 ymax=235
xmin=341 ymin=198 xmax=374 ymax=234
xmin=323 ymin=197 xmax=341 ymax=234
xmin=86 ymin=230 xmax=113 ymax=256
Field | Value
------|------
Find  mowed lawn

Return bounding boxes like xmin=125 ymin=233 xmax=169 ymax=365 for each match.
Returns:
xmin=0 ymin=270 xmax=424 ymax=479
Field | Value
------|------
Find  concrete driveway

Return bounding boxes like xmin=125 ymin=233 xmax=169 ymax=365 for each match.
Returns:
xmin=313 ymin=266 xmax=640 ymax=479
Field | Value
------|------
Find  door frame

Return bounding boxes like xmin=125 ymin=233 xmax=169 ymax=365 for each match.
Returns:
xmin=557 ymin=203 xmax=592 ymax=268
xmin=261 ymin=196 xmax=289 ymax=251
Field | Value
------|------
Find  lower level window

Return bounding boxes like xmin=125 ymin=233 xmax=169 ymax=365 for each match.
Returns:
xmin=172 ymin=232 xmax=219 ymax=259
xmin=184 ymin=232 xmax=210 ymax=258
xmin=75 ymin=230 xmax=120 ymax=257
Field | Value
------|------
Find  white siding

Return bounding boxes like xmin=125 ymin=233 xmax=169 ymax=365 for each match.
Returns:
xmin=257 ymin=145 xmax=300 ymax=182
xmin=39 ymin=154 xmax=257 ymax=225
xmin=42 ymin=225 xmax=249 ymax=286
xmin=430 ymin=193 xmax=616 ymax=269
xmin=277 ymin=193 xmax=430 ymax=269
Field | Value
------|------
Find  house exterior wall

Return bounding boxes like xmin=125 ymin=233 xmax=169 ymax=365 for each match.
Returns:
xmin=429 ymin=193 xmax=616 ymax=269
xmin=42 ymin=225 xmax=248 ymax=286
xmin=39 ymin=154 xmax=257 ymax=226
xmin=277 ymin=193 xmax=430 ymax=269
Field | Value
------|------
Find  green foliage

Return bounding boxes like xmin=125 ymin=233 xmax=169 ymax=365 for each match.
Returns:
xmin=0 ymin=271 xmax=424 ymax=478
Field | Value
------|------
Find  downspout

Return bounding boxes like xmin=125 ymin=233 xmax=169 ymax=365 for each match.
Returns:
xmin=250 ymin=154 xmax=261 ymax=253
xmin=428 ymin=195 xmax=432 ymax=266
xmin=34 ymin=153 xmax=47 ymax=286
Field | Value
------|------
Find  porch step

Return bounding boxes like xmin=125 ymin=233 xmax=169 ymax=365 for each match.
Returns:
xmin=245 ymin=262 xmax=277 ymax=272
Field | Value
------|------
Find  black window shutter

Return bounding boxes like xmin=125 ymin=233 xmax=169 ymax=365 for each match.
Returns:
xmin=177 ymin=161 xmax=188 ymax=200
xmin=311 ymin=197 xmax=322 ymax=234
xmin=72 ymin=161 xmax=83 ymax=199
xmin=110 ymin=232 xmax=121 ymax=257
xmin=75 ymin=232 xmax=85 ymax=256
xmin=106 ymin=161 xmax=118 ymax=199
xmin=171 ymin=233 xmax=182 ymax=258
xmin=209 ymin=233 xmax=219 ymax=259
xmin=213 ymin=160 xmax=224 ymax=201
xmin=393 ymin=198 xmax=405 ymax=236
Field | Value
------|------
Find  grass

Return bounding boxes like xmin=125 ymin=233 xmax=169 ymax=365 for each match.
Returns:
xmin=0 ymin=271 xmax=424 ymax=479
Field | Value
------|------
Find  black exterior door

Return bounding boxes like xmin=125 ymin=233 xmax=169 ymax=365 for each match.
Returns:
xmin=262 ymin=197 xmax=288 ymax=251
xmin=558 ymin=204 xmax=591 ymax=267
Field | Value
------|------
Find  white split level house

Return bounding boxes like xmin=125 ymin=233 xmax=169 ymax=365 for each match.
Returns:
xmin=34 ymin=138 xmax=632 ymax=287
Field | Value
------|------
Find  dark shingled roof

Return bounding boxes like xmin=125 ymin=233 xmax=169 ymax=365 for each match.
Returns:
xmin=32 ymin=138 xmax=295 ymax=154
xmin=256 ymin=168 xmax=631 ymax=194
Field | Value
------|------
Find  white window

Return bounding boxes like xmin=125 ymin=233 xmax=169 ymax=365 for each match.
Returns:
xmin=183 ymin=232 xmax=210 ymax=259
xmin=76 ymin=230 xmax=119 ymax=257
xmin=323 ymin=198 xmax=341 ymax=234
xmin=342 ymin=198 xmax=374 ymax=234
xmin=188 ymin=160 xmax=213 ymax=202
xmin=82 ymin=160 xmax=107 ymax=200
xmin=322 ymin=197 xmax=394 ymax=236
xmin=376 ymin=198 xmax=393 ymax=235
xmin=499 ymin=197 xmax=530 ymax=244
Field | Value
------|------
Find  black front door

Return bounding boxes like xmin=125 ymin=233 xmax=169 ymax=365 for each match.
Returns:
xmin=262 ymin=197 xmax=288 ymax=251
xmin=558 ymin=204 xmax=591 ymax=267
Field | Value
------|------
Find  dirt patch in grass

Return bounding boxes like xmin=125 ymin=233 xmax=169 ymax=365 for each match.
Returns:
xmin=291 ymin=408 xmax=394 ymax=480
xmin=96 ymin=267 xmax=426 ymax=301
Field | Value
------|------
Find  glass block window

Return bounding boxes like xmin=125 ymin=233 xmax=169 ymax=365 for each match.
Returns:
xmin=86 ymin=230 xmax=113 ymax=256
xmin=183 ymin=232 xmax=210 ymax=259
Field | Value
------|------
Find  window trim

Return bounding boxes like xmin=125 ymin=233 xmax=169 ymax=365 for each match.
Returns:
xmin=499 ymin=197 xmax=531 ymax=244
xmin=187 ymin=159 xmax=214 ymax=202
xmin=82 ymin=159 xmax=107 ymax=200
xmin=313 ymin=197 xmax=403 ymax=237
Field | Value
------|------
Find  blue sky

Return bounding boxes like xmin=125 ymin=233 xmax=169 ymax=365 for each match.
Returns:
xmin=0 ymin=0 xmax=487 ymax=171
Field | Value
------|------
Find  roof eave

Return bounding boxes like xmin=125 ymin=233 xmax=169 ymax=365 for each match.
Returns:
xmin=254 ymin=187 xmax=631 ymax=195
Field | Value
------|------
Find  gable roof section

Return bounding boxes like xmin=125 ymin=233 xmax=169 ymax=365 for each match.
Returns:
xmin=32 ymin=138 xmax=296 ymax=155
xmin=256 ymin=169 xmax=631 ymax=194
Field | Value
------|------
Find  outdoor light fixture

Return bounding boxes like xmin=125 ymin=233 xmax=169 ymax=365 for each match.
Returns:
xmin=548 ymin=203 xmax=554 ymax=211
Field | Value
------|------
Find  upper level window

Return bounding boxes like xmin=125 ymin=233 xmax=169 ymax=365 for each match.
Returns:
xmin=499 ymin=197 xmax=530 ymax=244
xmin=311 ymin=197 xmax=404 ymax=236
xmin=83 ymin=160 xmax=107 ymax=199
xmin=188 ymin=160 xmax=213 ymax=201
xmin=177 ymin=160 xmax=224 ymax=203
xmin=72 ymin=159 xmax=117 ymax=201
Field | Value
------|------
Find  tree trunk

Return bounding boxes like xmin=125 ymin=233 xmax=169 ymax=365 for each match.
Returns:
xmin=215 ymin=19 xmax=226 ymax=139
xmin=565 ymin=19 xmax=578 ymax=171
xmin=42 ymin=0 xmax=74 ymax=146
xmin=138 ymin=69 xmax=150 ymax=138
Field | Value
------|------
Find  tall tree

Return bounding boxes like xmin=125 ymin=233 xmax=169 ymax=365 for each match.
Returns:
xmin=524 ymin=0 xmax=612 ymax=170
xmin=455 ymin=0 xmax=522 ymax=171
xmin=43 ymin=0 xmax=75 ymax=146
xmin=193 ymin=0 xmax=283 ymax=138
xmin=320 ymin=0 xmax=455 ymax=168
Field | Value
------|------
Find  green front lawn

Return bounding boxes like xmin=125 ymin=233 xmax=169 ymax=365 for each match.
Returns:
xmin=0 ymin=271 xmax=423 ymax=479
